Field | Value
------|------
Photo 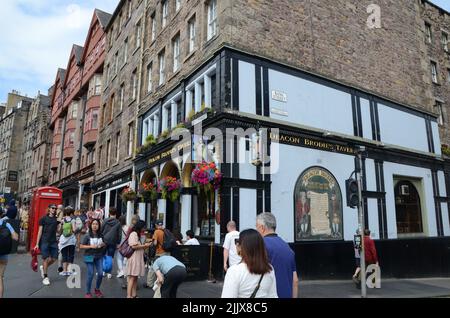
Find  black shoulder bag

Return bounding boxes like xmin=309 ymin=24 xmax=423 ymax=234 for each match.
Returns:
xmin=250 ymin=274 xmax=265 ymax=298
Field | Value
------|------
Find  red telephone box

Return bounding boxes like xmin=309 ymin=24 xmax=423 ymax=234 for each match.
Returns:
xmin=28 ymin=187 xmax=63 ymax=251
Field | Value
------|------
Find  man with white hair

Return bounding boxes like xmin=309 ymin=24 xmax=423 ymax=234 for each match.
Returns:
xmin=223 ymin=221 xmax=241 ymax=272
xmin=256 ymin=212 xmax=299 ymax=298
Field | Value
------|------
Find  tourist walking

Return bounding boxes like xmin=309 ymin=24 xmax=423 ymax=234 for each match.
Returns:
xmin=58 ymin=207 xmax=77 ymax=276
xmin=80 ymin=219 xmax=106 ymax=298
xmin=0 ymin=214 xmax=19 ymax=298
xmin=116 ymin=215 xmax=128 ymax=278
xmin=221 ymin=229 xmax=278 ymax=298
xmin=223 ymin=221 xmax=241 ymax=272
xmin=256 ymin=212 xmax=298 ymax=298
xmin=102 ymin=207 xmax=122 ymax=279
xmin=125 ymin=220 xmax=151 ymax=298
xmin=34 ymin=204 xmax=60 ymax=286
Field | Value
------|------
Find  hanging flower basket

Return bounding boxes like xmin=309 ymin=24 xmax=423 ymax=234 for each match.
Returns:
xmin=158 ymin=176 xmax=181 ymax=202
xmin=191 ymin=161 xmax=222 ymax=200
xmin=139 ymin=182 xmax=158 ymax=202
xmin=121 ymin=186 xmax=137 ymax=202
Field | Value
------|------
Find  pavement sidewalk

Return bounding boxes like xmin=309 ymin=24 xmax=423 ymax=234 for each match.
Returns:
xmin=3 ymin=253 xmax=450 ymax=298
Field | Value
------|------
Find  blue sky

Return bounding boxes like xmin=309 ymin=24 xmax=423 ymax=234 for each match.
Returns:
xmin=1 ymin=1 xmax=449 ymax=102
xmin=0 ymin=0 xmax=118 ymax=102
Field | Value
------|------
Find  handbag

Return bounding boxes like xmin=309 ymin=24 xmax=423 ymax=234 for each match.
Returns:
xmin=30 ymin=247 xmax=39 ymax=272
xmin=84 ymin=255 xmax=94 ymax=263
xmin=119 ymin=233 xmax=135 ymax=258
xmin=250 ymin=274 xmax=264 ymax=298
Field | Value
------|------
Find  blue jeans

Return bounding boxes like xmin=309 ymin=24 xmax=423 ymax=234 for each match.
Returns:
xmin=86 ymin=257 xmax=103 ymax=294
xmin=106 ymin=245 xmax=116 ymax=258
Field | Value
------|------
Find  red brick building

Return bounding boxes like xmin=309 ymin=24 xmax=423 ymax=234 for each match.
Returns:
xmin=49 ymin=9 xmax=112 ymax=208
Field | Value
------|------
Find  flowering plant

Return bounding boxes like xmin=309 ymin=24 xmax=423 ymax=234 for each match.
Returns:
xmin=191 ymin=161 xmax=222 ymax=198
xmin=158 ymin=176 xmax=181 ymax=202
xmin=139 ymin=182 xmax=158 ymax=202
xmin=121 ymin=186 xmax=137 ymax=202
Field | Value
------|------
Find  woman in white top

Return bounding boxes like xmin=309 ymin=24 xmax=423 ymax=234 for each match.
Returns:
xmin=221 ymin=229 xmax=278 ymax=298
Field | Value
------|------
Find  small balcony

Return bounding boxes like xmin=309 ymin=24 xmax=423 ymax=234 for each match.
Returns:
xmin=83 ymin=129 xmax=98 ymax=148
xmin=63 ymin=146 xmax=74 ymax=160
xmin=50 ymin=158 xmax=59 ymax=170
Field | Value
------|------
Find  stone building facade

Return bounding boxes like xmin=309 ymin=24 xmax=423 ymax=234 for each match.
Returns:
xmin=419 ymin=1 xmax=450 ymax=146
xmin=18 ymin=92 xmax=52 ymax=202
xmin=0 ymin=92 xmax=34 ymax=196
xmin=92 ymin=0 xmax=146 ymax=220
xmin=49 ymin=9 xmax=112 ymax=208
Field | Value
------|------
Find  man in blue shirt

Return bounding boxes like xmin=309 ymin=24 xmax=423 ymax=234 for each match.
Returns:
xmin=0 ymin=216 xmax=19 ymax=298
xmin=256 ymin=212 xmax=299 ymax=298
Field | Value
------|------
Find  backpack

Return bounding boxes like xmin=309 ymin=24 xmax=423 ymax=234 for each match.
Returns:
xmin=0 ymin=221 xmax=12 ymax=256
xmin=75 ymin=217 xmax=83 ymax=232
xmin=62 ymin=219 xmax=73 ymax=237
xmin=162 ymin=229 xmax=177 ymax=252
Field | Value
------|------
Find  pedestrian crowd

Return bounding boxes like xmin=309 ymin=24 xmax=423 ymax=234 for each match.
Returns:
xmin=1 ymin=198 xmax=378 ymax=299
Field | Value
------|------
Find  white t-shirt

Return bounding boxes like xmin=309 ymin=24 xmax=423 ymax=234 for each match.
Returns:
xmin=223 ymin=230 xmax=241 ymax=266
xmin=185 ymin=238 xmax=200 ymax=245
xmin=221 ymin=263 xmax=278 ymax=298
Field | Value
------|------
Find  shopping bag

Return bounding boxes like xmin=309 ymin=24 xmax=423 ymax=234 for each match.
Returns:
xmin=30 ymin=248 xmax=39 ymax=272
xmin=103 ymin=255 xmax=113 ymax=273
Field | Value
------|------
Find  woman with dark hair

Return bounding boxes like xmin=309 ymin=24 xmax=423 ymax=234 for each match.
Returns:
xmin=221 ymin=229 xmax=278 ymax=298
xmin=125 ymin=220 xmax=152 ymax=298
xmin=80 ymin=219 xmax=106 ymax=298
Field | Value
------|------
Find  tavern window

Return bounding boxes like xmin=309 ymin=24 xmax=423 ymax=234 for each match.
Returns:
xmin=185 ymin=64 xmax=216 ymax=119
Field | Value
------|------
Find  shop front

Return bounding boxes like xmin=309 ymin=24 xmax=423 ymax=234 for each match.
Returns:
xmin=91 ymin=171 xmax=132 ymax=220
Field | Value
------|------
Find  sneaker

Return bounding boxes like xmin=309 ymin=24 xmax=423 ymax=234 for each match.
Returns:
xmin=58 ymin=266 xmax=63 ymax=273
xmin=107 ymin=273 xmax=112 ymax=279
xmin=116 ymin=271 xmax=124 ymax=278
xmin=85 ymin=293 xmax=93 ymax=298
xmin=39 ymin=265 xmax=44 ymax=279
xmin=352 ymin=275 xmax=359 ymax=284
xmin=42 ymin=277 xmax=50 ymax=286
xmin=94 ymin=289 xmax=104 ymax=298
xmin=59 ymin=271 xmax=66 ymax=276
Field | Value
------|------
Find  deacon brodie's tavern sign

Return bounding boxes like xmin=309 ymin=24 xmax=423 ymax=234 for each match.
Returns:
xmin=270 ymin=132 xmax=356 ymax=155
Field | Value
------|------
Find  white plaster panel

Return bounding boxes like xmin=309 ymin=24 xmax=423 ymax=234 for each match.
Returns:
xmin=240 ymin=188 xmax=257 ymax=232
xmin=378 ymin=104 xmax=429 ymax=152
xmin=365 ymin=159 xmax=377 ymax=192
xmin=367 ymin=199 xmax=379 ymax=240
xmin=239 ymin=61 xmax=256 ymax=114
xmin=431 ymin=122 xmax=442 ymax=155
xmin=441 ymin=203 xmax=450 ymax=236
xmin=268 ymin=69 xmax=354 ymax=135
xmin=438 ymin=170 xmax=446 ymax=197
xmin=360 ymin=98 xmax=373 ymax=140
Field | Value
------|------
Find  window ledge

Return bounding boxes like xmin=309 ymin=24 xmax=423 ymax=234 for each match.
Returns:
xmin=133 ymin=46 xmax=141 ymax=56
xmin=112 ymin=162 xmax=120 ymax=168
xmin=128 ymin=98 xmax=136 ymax=107
xmin=115 ymin=110 xmax=123 ymax=118
xmin=111 ymin=74 xmax=118 ymax=82
xmin=184 ymin=49 xmax=197 ymax=63
xmin=124 ymin=155 xmax=132 ymax=161
xmin=168 ymin=69 xmax=181 ymax=82
xmin=204 ymin=34 xmax=219 ymax=49
xmin=121 ymin=63 xmax=127 ymax=71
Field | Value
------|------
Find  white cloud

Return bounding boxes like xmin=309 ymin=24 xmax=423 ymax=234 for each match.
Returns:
xmin=0 ymin=0 xmax=118 ymax=98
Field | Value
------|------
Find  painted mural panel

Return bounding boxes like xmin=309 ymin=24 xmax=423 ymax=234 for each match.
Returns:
xmin=294 ymin=167 xmax=343 ymax=241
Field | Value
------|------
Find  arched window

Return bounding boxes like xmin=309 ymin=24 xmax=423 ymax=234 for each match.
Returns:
xmin=394 ymin=180 xmax=423 ymax=234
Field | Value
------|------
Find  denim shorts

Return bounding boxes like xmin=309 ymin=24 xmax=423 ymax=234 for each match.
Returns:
xmin=40 ymin=241 xmax=58 ymax=260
